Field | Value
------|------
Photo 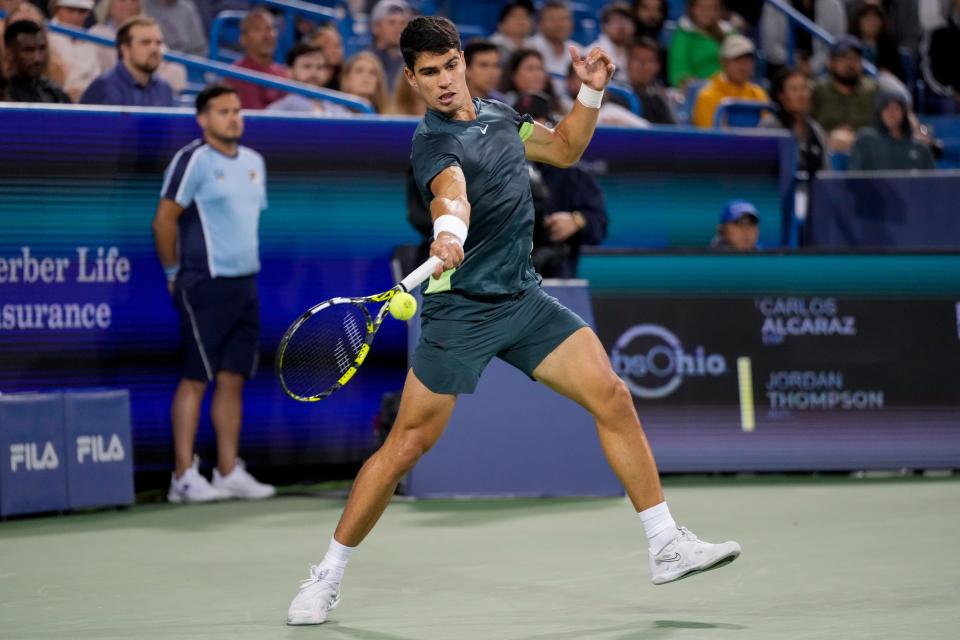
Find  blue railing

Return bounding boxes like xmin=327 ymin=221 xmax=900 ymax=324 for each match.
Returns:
xmin=764 ymin=0 xmax=877 ymax=75
xmin=42 ymin=21 xmax=374 ymax=113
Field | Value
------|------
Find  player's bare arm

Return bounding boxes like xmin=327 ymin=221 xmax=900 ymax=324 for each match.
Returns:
xmin=523 ymin=47 xmax=616 ymax=167
xmin=152 ymin=198 xmax=185 ymax=295
xmin=428 ymin=165 xmax=471 ymax=278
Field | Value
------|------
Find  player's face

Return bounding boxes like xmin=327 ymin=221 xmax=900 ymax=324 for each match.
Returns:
xmin=123 ymin=24 xmax=164 ymax=74
xmin=199 ymin=93 xmax=244 ymax=144
xmin=405 ymin=49 xmax=470 ymax=116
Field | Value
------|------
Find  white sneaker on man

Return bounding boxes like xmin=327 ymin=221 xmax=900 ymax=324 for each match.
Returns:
xmin=649 ymin=526 xmax=741 ymax=585
xmin=212 ymin=458 xmax=276 ymax=499
xmin=287 ymin=565 xmax=341 ymax=625
xmin=167 ymin=456 xmax=225 ymax=503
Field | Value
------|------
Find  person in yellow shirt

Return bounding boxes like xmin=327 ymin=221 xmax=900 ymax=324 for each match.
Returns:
xmin=692 ymin=34 xmax=769 ymax=128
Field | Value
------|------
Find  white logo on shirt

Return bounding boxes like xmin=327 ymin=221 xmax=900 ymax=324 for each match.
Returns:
xmin=479 ymin=124 xmax=488 ymax=134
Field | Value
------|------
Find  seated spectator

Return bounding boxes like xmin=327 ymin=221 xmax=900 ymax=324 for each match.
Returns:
xmin=267 ymin=43 xmax=351 ymax=115
xmin=47 ymin=0 xmax=100 ymax=101
xmin=628 ymin=37 xmax=676 ymax=124
xmin=228 ymin=8 xmax=287 ymax=109
xmin=144 ymin=0 xmax=207 ymax=57
xmin=669 ymin=0 xmax=735 ymax=88
xmin=90 ymin=0 xmax=186 ymax=95
xmin=526 ymin=1 xmax=580 ymax=97
xmin=310 ymin=22 xmax=344 ymax=90
xmin=633 ymin=0 xmax=667 ymax=41
xmin=848 ymin=90 xmax=936 ymax=170
xmin=711 ymin=200 xmax=760 ymax=251
xmin=849 ymin=2 xmax=906 ymax=84
xmin=811 ymin=36 xmax=879 ymax=152
xmin=514 ymin=92 xmax=609 ymax=278
xmin=2 ymin=2 xmax=68 ymax=88
xmin=387 ymin=71 xmax=425 ymax=115
xmin=502 ymin=48 xmax=561 ymax=113
xmin=489 ymin=0 xmax=534 ymax=60
xmin=340 ymin=50 xmax=389 ymax=113
xmin=760 ymin=68 xmax=828 ymax=174
xmin=759 ymin=0 xmax=846 ymax=79
xmin=2 ymin=19 xmax=70 ymax=102
xmin=368 ymin=0 xmax=411 ymax=92
xmin=464 ymin=39 xmax=507 ymax=102
xmin=80 ymin=16 xmax=174 ymax=106
xmin=923 ymin=0 xmax=960 ymax=111
xmin=559 ymin=61 xmax=649 ymax=126
xmin=692 ymin=34 xmax=768 ymax=128
xmin=587 ymin=2 xmax=635 ymax=82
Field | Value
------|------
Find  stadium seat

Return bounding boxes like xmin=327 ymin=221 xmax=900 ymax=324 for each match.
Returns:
xmin=712 ymin=99 xmax=772 ymax=128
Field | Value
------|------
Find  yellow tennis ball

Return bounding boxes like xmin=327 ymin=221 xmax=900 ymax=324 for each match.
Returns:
xmin=389 ymin=292 xmax=417 ymax=321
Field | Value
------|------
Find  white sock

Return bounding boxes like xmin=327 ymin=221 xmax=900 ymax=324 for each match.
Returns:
xmin=638 ymin=502 xmax=678 ymax=553
xmin=318 ymin=537 xmax=354 ymax=582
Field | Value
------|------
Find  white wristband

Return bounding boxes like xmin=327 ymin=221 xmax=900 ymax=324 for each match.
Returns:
xmin=577 ymin=84 xmax=604 ymax=109
xmin=433 ymin=214 xmax=468 ymax=246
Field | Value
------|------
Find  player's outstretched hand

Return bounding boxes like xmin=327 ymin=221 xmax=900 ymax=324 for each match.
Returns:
xmin=569 ymin=46 xmax=615 ymax=91
xmin=430 ymin=232 xmax=464 ymax=278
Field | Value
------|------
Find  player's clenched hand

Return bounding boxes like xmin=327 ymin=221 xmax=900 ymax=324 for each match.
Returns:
xmin=569 ymin=46 xmax=615 ymax=91
xmin=430 ymin=232 xmax=464 ymax=278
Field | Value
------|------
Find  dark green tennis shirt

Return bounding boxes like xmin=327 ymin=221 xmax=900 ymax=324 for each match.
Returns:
xmin=411 ymin=98 xmax=540 ymax=316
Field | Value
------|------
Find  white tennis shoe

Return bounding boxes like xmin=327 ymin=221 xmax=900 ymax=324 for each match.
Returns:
xmin=287 ymin=566 xmax=341 ymax=625
xmin=649 ymin=526 xmax=741 ymax=585
xmin=212 ymin=458 xmax=276 ymax=500
xmin=167 ymin=457 xmax=225 ymax=504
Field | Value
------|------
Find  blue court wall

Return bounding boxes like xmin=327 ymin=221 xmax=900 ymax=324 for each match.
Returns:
xmin=0 ymin=106 xmax=791 ymax=476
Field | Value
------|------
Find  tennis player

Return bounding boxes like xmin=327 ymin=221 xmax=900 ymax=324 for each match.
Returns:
xmin=287 ymin=17 xmax=740 ymax=625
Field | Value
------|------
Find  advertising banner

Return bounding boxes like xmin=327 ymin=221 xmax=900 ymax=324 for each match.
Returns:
xmin=593 ymin=296 xmax=960 ymax=471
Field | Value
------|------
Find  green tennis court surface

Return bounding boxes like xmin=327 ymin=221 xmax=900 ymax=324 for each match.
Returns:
xmin=1 ymin=477 xmax=957 ymax=639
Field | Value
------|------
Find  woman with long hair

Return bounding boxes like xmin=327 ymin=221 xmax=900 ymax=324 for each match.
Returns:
xmin=760 ymin=67 xmax=828 ymax=173
xmin=340 ymin=51 xmax=389 ymax=114
xmin=502 ymin=48 xmax=560 ymax=115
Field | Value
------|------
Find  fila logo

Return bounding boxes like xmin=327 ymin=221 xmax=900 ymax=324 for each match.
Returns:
xmin=479 ymin=124 xmax=488 ymax=134
xmin=77 ymin=434 xmax=125 ymax=464
xmin=10 ymin=442 xmax=60 ymax=472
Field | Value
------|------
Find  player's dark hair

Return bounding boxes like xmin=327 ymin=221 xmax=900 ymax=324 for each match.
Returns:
xmin=286 ymin=42 xmax=325 ymax=68
xmin=463 ymin=38 xmax=498 ymax=67
xmin=400 ymin=16 xmax=461 ymax=71
xmin=3 ymin=19 xmax=42 ymax=47
xmin=195 ymin=83 xmax=238 ymax=114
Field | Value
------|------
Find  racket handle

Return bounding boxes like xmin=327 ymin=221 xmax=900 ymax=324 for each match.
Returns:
xmin=399 ymin=256 xmax=443 ymax=292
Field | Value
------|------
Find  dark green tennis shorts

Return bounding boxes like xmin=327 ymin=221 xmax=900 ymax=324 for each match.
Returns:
xmin=412 ymin=286 xmax=588 ymax=395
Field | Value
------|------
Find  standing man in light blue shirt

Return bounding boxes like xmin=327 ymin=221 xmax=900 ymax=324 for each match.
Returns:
xmin=152 ymin=84 xmax=275 ymax=504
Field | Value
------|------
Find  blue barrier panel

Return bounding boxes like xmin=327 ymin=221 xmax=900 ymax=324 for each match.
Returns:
xmin=0 ymin=393 xmax=69 ymax=516
xmin=64 ymin=390 xmax=135 ymax=510
xmin=808 ymin=170 xmax=960 ymax=248
xmin=405 ymin=283 xmax=623 ymax=498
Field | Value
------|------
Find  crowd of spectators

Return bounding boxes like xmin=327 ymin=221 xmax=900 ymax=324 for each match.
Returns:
xmin=0 ymin=0 xmax=956 ymax=169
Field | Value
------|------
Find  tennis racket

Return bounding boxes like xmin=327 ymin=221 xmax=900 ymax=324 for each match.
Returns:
xmin=275 ymin=256 xmax=442 ymax=402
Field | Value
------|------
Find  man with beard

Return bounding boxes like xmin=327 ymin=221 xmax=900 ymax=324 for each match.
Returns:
xmin=152 ymin=84 xmax=276 ymax=504
xmin=81 ymin=17 xmax=174 ymax=107
xmin=811 ymin=36 xmax=879 ymax=152
xmin=2 ymin=20 xmax=71 ymax=103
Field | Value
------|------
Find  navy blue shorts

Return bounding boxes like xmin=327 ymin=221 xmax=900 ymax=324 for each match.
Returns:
xmin=175 ymin=276 xmax=260 ymax=382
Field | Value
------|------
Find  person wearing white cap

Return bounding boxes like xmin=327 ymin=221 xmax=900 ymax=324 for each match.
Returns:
xmin=368 ymin=0 xmax=411 ymax=91
xmin=47 ymin=0 xmax=101 ymax=101
xmin=691 ymin=34 xmax=768 ymax=128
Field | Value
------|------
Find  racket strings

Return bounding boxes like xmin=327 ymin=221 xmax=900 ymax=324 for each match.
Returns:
xmin=280 ymin=304 xmax=369 ymax=398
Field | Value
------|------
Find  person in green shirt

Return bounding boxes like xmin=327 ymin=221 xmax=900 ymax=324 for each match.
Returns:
xmin=668 ymin=0 xmax=735 ymax=88
xmin=286 ymin=16 xmax=741 ymax=627
xmin=811 ymin=36 xmax=879 ymax=153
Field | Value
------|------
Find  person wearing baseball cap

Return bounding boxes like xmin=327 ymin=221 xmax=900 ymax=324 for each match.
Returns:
xmin=692 ymin=34 xmax=769 ymax=128
xmin=811 ymin=34 xmax=879 ymax=152
xmin=711 ymin=200 xmax=761 ymax=251
xmin=47 ymin=0 xmax=100 ymax=100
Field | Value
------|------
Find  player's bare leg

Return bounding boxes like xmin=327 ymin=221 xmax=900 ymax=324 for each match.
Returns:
xmin=335 ymin=369 xmax=456 ymax=546
xmin=533 ymin=327 xmax=740 ymax=584
xmin=287 ymin=369 xmax=456 ymax=624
